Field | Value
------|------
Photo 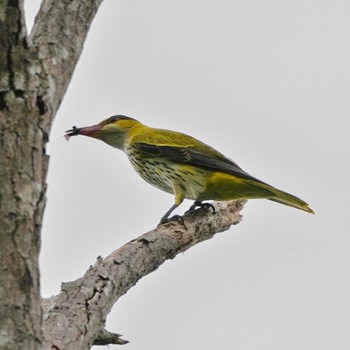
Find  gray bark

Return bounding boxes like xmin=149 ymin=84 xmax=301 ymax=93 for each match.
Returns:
xmin=0 ymin=1 xmax=102 ymax=349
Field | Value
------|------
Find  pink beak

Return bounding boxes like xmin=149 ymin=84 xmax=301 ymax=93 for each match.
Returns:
xmin=65 ymin=124 xmax=102 ymax=140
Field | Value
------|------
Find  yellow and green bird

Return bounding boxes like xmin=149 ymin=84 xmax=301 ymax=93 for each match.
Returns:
xmin=65 ymin=115 xmax=314 ymax=223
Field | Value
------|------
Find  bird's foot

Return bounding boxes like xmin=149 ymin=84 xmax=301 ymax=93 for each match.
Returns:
xmin=159 ymin=215 xmax=187 ymax=229
xmin=185 ymin=201 xmax=216 ymax=214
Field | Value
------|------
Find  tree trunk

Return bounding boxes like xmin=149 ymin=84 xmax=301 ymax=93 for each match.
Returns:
xmin=0 ymin=1 xmax=102 ymax=348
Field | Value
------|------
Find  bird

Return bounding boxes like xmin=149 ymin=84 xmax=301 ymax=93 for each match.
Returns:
xmin=65 ymin=115 xmax=314 ymax=224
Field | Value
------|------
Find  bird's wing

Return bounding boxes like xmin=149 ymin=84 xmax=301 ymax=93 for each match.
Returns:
xmin=133 ymin=142 xmax=264 ymax=183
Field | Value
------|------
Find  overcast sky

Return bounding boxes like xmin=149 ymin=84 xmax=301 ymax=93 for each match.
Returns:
xmin=25 ymin=1 xmax=349 ymax=349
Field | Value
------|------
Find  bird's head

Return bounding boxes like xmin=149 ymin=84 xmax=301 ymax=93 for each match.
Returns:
xmin=65 ymin=115 xmax=142 ymax=150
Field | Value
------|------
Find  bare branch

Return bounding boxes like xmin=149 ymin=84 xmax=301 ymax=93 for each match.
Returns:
xmin=28 ymin=0 xmax=104 ymax=118
xmin=42 ymin=200 xmax=246 ymax=349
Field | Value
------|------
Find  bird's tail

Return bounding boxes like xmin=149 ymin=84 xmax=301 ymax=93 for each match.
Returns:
xmin=268 ymin=187 xmax=314 ymax=214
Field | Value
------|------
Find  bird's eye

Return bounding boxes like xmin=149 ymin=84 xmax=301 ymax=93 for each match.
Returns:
xmin=109 ymin=116 xmax=118 ymax=123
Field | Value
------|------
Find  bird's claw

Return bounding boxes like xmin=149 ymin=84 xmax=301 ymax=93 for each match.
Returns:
xmin=185 ymin=201 xmax=216 ymax=214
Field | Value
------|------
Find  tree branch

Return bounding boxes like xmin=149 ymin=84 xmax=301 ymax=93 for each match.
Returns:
xmin=42 ymin=200 xmax=246 ymax=349
xmin=28 ymin=0 xmax=104 ymax=122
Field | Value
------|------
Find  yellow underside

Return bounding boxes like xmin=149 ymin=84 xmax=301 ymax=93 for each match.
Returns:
xmin=176 ymin=168 xmax=314 ymax=214
xmin=195 ymin=172 xmax=272 ymax=201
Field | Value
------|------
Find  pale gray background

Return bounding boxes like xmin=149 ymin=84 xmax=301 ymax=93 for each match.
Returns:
xmin=25 ymin=1 xmax=349 ymax=349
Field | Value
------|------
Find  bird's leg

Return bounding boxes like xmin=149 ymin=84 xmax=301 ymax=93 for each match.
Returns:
xmin=159 ymin=191 xmax=186 ymax=227
xmin=159 ymin=204 xmax=179 ymax=224
xmin=185 ymin=200 xmax=216 ymax=214
xmin=159 ymin=204 xmax=186 ymax=227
